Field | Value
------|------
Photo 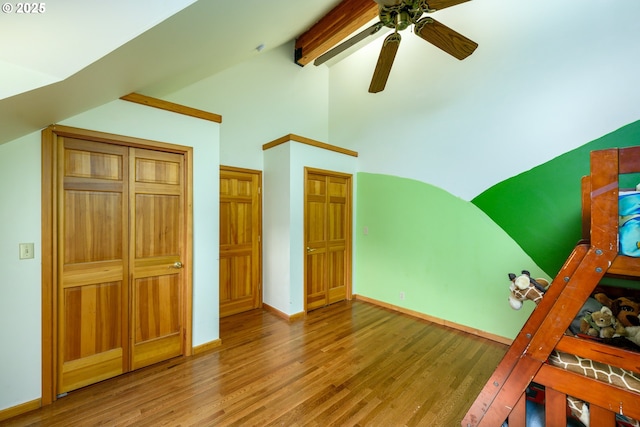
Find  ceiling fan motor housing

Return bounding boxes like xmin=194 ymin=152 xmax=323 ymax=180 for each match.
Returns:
xmin=378 ymin=0 xmax=432 ymax=31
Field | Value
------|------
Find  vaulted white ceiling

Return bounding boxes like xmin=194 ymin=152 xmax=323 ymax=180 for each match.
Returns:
xmin=0 ymin=0 xmax=198 ymax=99
xmin=4 ymin=0 xmax=636 ymax=150
xmin=0 ymin=0 xmax=346 ymax=145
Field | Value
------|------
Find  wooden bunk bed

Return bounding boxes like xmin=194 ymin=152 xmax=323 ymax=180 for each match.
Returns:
xmin=462 ymin=147 xmax=640 ymax=427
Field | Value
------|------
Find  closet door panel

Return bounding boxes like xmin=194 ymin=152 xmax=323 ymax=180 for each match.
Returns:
xmin=58 ymin=138 xmax=129 ymax=393
xmin=130 ymin=148 xmax=185 ymax=370
xmin=327 ymin=176 xmax=348 ymax=305
xmin=305 ymin=173 xmax=329 ymax=310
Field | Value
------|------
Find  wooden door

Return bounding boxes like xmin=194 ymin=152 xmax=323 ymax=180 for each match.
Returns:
xmin=304 ymin=169 xmax=352 ymax=311
xmin=219 ymin=167 xmax=262 ymax=317
xmin=58 ymin=138 xmax=130 ymax=393
xmin=56 ymin=136 xmax=187 ymax=393
xmin=130 ymin=148 xmax=185 ymax=370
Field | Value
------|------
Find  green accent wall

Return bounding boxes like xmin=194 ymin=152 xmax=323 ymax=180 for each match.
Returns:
xmin=355 ymin=173 xmax=545 ymax=339
xmin=473 ymin=120 xmax=640 ymax=275
xmin=355 ymin=121 xmax=640 ymax=340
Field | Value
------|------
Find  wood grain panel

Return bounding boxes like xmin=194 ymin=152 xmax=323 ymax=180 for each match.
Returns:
xmin=226 ymin=202 xmax=252 ymax=245
xmin=219 ymin=201 xmax=231 ymax=246
xmin=134 ymin=194 xmax=180 ymax=258
xmin=307 ymin=201 xmax=326 ymax=243
xmin=219 ymin=256 xmax=232 ymax=303
xmin=329 ymin=201 xmax=345 ymax=240
xmin=306 ymin=252 xmax=327 ymax=311
xmin=64 ymin=191 xmax=123 ymax=263
xmin=229 ymin=254 xmax=251 ymax=299
xmin=60 ymin=348 xmax=123 ymax=393
xmin=306 ymin=173 xmax=326 ymax=197
xmin=132 ymin=334 xmax=182 ymax=371
xmin=328 ymin=249 xmax=345 ymax=289
xmin=134 ymin=276 xmax=180 ymax=343
xmin=235 ymin=178 xmax=252 ymax=197
xmin=63 ymin=282 xmax=121 ymax=361
xmin=65 ymin=149 xmax=122 ymax=180
xmin=135 ymin=157 xmax=181 ymax=185
xmin=62 ymin=261 xmax=123 ymax=288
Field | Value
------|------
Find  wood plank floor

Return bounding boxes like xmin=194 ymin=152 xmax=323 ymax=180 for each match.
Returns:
xmin=5 ymin=300 xmax=507 ymax=427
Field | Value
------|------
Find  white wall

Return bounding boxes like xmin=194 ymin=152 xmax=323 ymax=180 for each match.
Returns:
xmin=164 ymin=41 xmax=330 ymax=171
xmin=263 ymin=143 xmax=292 ymax=311
xmin=327 ymin=0 xmax=640 ymax=201
xmin=263 ymin=140 xmax=357 ymax=315
xmin=0 ymin=99 xmax=220 ymax=412
xmin=0 ymin=134 xmax=42 ymax=410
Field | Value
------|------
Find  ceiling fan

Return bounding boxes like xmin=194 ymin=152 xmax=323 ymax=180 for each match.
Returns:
xmin=314 ymin=0 xmax=478 ymax=93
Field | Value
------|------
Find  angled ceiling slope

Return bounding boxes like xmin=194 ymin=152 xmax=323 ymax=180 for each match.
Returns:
xmin=0 ymin=0 xmax=347 ymax=146
xmin=0 ymin=0 xmax=197 ymax=100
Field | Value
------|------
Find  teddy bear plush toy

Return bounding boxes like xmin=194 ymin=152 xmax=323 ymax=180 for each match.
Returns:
xmin=579 ymin=306 xmax=627 ymax=338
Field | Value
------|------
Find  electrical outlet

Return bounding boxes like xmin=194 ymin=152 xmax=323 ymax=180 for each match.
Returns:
xmin=19 ymin=243 xmax=34 ymax=259
xmin=399 ymin=291 xmax=405 ymax=300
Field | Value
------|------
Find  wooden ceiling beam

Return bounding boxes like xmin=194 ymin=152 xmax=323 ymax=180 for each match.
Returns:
xmin=295 ymin=0 xmax=379 ymax=67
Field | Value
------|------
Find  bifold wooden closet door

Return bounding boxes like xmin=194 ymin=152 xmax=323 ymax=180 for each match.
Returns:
xmin=57 ymin=138 xmax=185 ymax=393
xmin=305 ymin=169 xmax=352 ymax=311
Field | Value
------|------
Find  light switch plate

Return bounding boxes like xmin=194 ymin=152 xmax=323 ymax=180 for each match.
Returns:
xmin=19 ymin=243 xmax=34 ymax=259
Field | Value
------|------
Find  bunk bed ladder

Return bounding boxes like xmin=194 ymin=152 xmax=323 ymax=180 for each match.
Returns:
xmin=461 ymin=242 xmax=592 ymax=426
xmin=462 ymin=148 xmax=624 ymax=427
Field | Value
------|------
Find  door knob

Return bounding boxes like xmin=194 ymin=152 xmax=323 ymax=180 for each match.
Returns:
xmin=307 ymin=247 xmax=316 ymax=252
xmin=172 ymin=261 xmax=183 ymax=269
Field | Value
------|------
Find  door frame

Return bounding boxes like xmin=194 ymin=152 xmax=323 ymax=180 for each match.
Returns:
xmin=303 ymin=167 xmax=353 ymax=313
xmin=41 ymin=124 xmax=194 ymax=405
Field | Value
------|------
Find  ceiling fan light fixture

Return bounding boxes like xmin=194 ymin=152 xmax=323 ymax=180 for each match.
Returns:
xmin=395 ymin=11 xmax=411 ymax=31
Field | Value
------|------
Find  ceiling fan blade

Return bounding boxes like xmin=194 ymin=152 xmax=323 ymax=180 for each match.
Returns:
xmin=369 ymin=32 xmax=401 ymax=93
xmin=314 ymin=22 xmax=385 ymax=66
xmin=424 ymin=0 xmax=471 ymax=12
xmin=414 ymin=17 xmax=477 ymax=60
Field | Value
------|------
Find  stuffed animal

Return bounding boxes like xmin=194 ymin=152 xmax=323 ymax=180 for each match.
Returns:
xmin=625 ymin=325 xmax=640 ymax=346
xmin=580 ymin=306 xmax=626 ymax=338
xmin=507 ymin=270 xmax=549 ymax=310
xmin=594 ymin=293 xmax=640 ymax=327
